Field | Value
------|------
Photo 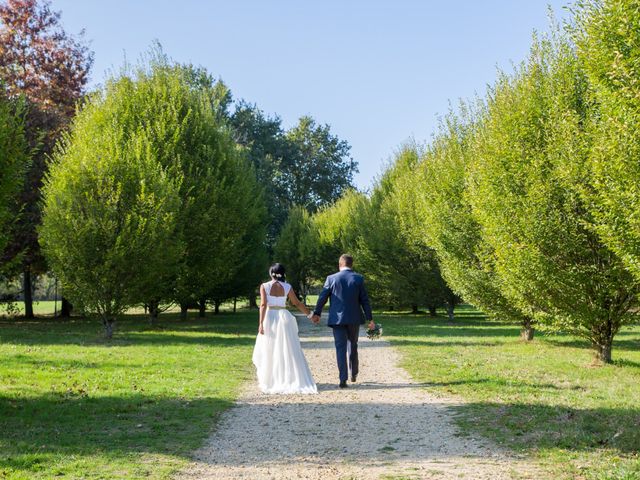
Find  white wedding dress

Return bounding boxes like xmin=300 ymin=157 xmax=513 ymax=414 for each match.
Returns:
xmin=252 ymin=280 xmax=317 ymax=394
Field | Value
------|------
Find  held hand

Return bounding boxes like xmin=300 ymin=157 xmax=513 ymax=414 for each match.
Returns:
xmin=368 ymin=320 xmax=375 ymax=331
xmin=311 ymin=314 xmax=321 ymax=324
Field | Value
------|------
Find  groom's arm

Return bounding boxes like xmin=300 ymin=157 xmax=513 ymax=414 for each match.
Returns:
xmin=359 ymin=278 xmax=373 ymax=321
xmin=313 ymin=276 xmax=332 ymax=317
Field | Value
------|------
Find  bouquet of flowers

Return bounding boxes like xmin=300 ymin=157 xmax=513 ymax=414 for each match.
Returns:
xmin=366 ymin=323 xmax=383 ymax=340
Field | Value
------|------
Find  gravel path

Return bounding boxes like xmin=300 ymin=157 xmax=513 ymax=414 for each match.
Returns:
xmin=176 ymin=315 xmax=542 ymax=480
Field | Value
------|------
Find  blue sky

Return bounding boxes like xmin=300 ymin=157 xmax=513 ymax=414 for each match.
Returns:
xmin=52 ymin=0 xmax=570 ymax=190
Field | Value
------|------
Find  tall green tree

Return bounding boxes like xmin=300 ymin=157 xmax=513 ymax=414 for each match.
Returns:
xmin=574 ymin=0 xmax=640 ymax=281
xmin=468 ymin=31 xmax=638 ymax=362
xmin=0 ymin=0 xmax=93 ymax=318
xmin=393 ymin=117 xmax=535 ymax=337
xmin=205 ymin=159 xmax=268 ymax=314
xmin=312 ymin=189 xmax=368 ymax=278
xmin=229 ymin=106 xmax=358 ymax=245
xmin=358 ymin=147 xmax=458 ymax=315
xmin=285 ymin=116 xmax=358 ymax=212
xmin=40 ymin=52 xmax=267 ymax=334
xmin=229 ymin=102 xmax=293 ymax=244
xmin=40 ymin=86 xmax=182 ymax=337
xmin=0 ymin=93 xmax=28 ymax=275
xmin=122 ymin=58 xmax=265 ymax=320
xmin=153 ymin=62 xmax=270 ymax=316
xmin=273 ymin=205 xmax=318 ymax=299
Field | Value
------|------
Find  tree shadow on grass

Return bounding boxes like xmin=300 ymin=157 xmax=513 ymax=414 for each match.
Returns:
xmin=612 ymin=358 xmax=640 ymax=369
xmin=383 ymin=322 xmax=524 ymax=340
xmin=378 ymin=304 xmax=489 ymax=318
xmin=543 ymin=336 xmax=640 ymax=352
xmin=382 ymin=316 xmax=640 ymax=354
xmin=0 ymin=314 xmax=258 ymax=347
xmin=389 ymin=339 xmax=503 ymax=348
xmin=0 ymin=393 xmax=232 ymax=476
xmin=453 ymin=401 xmax=640 ymax=455
xmin=316 ymin=378 xmax=584 ymax=391
xmin=380 ymin=317 xmax=520 ymax=338
xmin=0 ymin=331 xmax=257 ymax=348
xmin=109 ymin=332 xmax=256 ymax=348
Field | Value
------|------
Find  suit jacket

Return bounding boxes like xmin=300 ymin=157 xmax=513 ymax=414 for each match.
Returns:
xmin=313 ymin=269 xmax=373 ymax=326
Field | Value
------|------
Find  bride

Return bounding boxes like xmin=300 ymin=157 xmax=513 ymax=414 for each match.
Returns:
xmin=252 ymin=263 xmax=318 ymax=394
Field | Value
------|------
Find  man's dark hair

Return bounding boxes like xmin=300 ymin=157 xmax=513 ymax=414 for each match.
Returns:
xmin=339 ymin=254 xmax=353 ymax=268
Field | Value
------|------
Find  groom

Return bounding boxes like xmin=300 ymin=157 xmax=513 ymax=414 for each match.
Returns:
xmin=311 ymin=254 xmax=374 ymax=388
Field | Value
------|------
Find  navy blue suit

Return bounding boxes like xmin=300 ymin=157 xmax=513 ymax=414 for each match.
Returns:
xmin=313 ymin=269 xmax=373 ymax=382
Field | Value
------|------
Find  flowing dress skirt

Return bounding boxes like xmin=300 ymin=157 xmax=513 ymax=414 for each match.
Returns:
xmin=252 ymin=308 xmax=317 ymax=394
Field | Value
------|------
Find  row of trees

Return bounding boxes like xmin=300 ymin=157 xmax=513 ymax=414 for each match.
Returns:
xmin=433 ymin=0 xmax=640 ymax=363
xmin=40 ymin=55 xmax=268 ymax=336
xmin=274 ymin=162 xmax=459 ymax=318
xmin=229 ymin=104 xmax=357 ymax=244
xmin=0 ymin=0 xmax=93 ymax=317
xmin=0 ymin=0 xmax=358 ymax=325
xmin=275 ymin=0 xmax=639 ymax=363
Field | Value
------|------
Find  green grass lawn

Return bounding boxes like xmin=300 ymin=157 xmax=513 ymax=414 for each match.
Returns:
xmin=383 ymin=306 xmax=640 ymax=480
xmin=3 ymin=304 xmax=638 ymax=479
xmin=0 ymin=311 xmax=258 ymax=479
xmin=0 ymin=300 xmax=61 ymax=316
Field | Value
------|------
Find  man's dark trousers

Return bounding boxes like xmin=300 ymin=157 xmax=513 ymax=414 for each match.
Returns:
xmin=332 ymin=324 xmax=359 ymax=382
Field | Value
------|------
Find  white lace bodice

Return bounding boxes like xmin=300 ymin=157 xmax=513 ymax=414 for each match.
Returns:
xmin=263 ymin=280 xmax=291 ymax=307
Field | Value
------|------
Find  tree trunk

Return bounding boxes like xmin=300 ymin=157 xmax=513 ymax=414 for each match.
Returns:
xmin=198 ymin=299 xmax=206 ymax=318
xmin=446 ymin=303 xmax=455 ymax=322
xmin=411 ymin=304 xmax=419 ymax=314
xmin=249 ymin=294 xmax=258 ymax=309
xmin=595 ymin=341 xmax=613 ymax=364
xmin=180 ymin=303 xmax=188 ymax=321
xmin=23 ymin=267 xmax=34 ymax=318
xmin=60 ymin=297 xmax=72 ymax=317
xmin=520 ymin=317 xmax=535 ymax=341
xmin=428 ymin=305 xmax=437 ymax=317
xmin=592 ymin=316 xmax=615 ymax=363
xmin=148 ymin=301 xmax=159 ymax=325
xmin=102 ymin=317 xmax=115 ymax=339
xmin=233 ymin=297 xmax=237 ymax=313
xmin=214 ymin=300 xmax=220 ymax=315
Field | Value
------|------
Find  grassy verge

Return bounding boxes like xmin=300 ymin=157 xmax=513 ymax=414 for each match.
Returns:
xmin=0 ymin=311 xmax=258 ymax=479
xmin=383 ymin=306 xmax=640 ymax=480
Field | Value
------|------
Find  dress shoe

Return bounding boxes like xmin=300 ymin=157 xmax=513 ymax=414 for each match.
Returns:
xmin=339 ymin=381 xmax=348 ymax=388
xmin=351 ymin=375 xmax=357 ymax=383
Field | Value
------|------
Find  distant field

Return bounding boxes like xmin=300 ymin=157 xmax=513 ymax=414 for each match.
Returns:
xmin=0 ymin=295 xmax=322 ymax=319
xmin=0 ymin=300 xmax=60 ymax=316
xmin=0 ymin=299 xmax=256 ymax=318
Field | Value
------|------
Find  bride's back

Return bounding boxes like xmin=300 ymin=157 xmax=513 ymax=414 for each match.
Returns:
xmin=269 ymin=281 xmax=285 ymax=297
xmin=263 ymin=280 xmax=290 ymax=307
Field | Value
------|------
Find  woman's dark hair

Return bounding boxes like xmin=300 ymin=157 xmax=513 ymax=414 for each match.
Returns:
xmin=269 ymin=263 xmax=286 ymax=281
